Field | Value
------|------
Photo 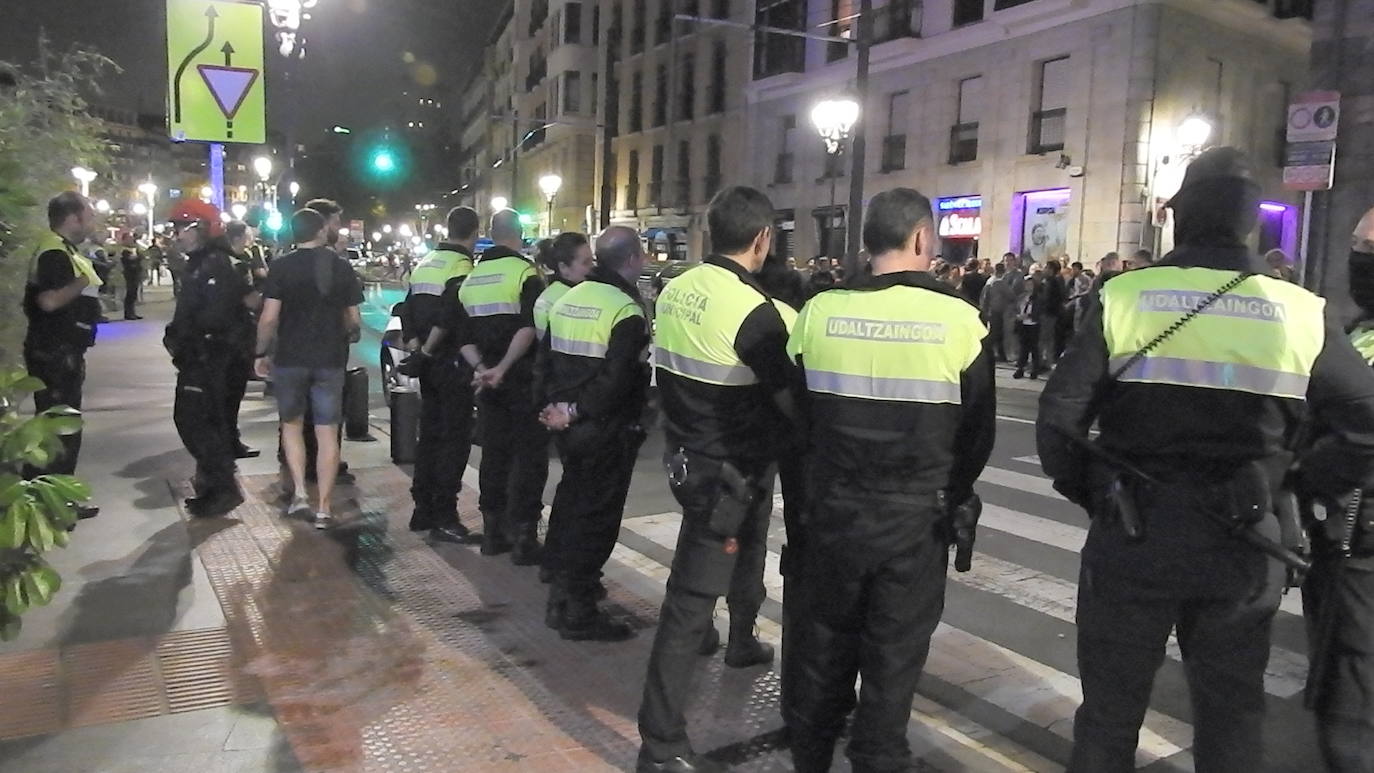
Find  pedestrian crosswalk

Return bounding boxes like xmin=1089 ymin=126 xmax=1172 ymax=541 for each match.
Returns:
xmin=602 ymin=451 xmax=1315 ymax=771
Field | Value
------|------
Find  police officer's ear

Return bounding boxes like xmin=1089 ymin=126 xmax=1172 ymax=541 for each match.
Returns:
xmin=911 ymin=218 xmax=936 ymax=259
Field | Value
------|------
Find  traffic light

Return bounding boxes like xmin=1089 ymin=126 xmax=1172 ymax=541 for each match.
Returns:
xmin=518 ymin=213 xmax=534 ymax=226
xmin=371 ymin=150 xmax=396 ymax=173
xmin=265 ymin=210 xmax=284 ymax=234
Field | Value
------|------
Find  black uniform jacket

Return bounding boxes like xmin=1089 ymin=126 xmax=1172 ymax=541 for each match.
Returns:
xmin=796 ymin=270 xmax=997 ymax=501
xmin=446 ymin=245 xmax=544 ymax=380
xmin=401 ymin=242 xmax=472 ymax=359
xmin=656 ymin=255 xmax=799 ymax=465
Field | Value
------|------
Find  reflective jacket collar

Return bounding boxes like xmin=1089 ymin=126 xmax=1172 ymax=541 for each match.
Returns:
xmin=436 ymin=241 xmax=474 ymax=258
xmin=479 ymin=244 xmax=528 ymax=264
xmin=704 ymin=254 xmax=767 ymax=296
xmin=847 ymin=269 xmax=967 ymax=301
xmin=587 ymin=265 xmax=642 ymax=302
xmin=1159 ymin=245 xmax=1267 ymax=274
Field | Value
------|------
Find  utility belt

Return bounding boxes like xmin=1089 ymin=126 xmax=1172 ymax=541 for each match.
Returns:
xmin=665 ymin=447 xmax=771 ymax=549
xmin=1303 ymin=489 xmax=1374 ymax=560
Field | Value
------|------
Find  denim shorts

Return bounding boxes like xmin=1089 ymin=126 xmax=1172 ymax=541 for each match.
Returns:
xmin=273 ymin=366 xmax=346 ymax=425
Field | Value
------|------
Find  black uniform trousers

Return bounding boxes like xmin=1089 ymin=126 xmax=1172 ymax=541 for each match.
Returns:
xmin=1303 ymin=553 xmax=1374 ymax=773
xmin=224 ymin=349 xmax=252 ymax=449
xmin=638 ymin=454 xmax=774 ymax=761
xmin=1071 ymin=559 xmax=1283 ymax=772
xmin=173 ymin=346 xmax=237 ymax=497
xmin=782 ymin=496 xmax=948 ymax=773
xmin=1015 ymin=322 xmax=1043 ymax=375
xmin=546 ymin=423 xmax=645 ymax=584
xmin=122 ymin=273 xmax=140 ymax=318
xmin=24 ymin=347 xmax=86 ymax=477
xmin=476 ymin=381 xmax=548 ymax=541
xmin=411 ymin=359 xmax=475 ymax=526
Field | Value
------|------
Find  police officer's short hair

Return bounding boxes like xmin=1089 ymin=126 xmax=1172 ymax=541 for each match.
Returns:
xmin=291 ymin=208 xmax=327 ymax=243
xmin=305 ymin=198 xmax=342 ymax=219
xmin=446 ymin=206 xmax=479 ymax=240
xmin=48 ymin=191 xmax=88 ymax=230
xmin=707 ymin=186 xmax=775 ymax=255
xmin=863 ymin=188 xmax=933 ymax=256
xmin=225 ymin=221 xmax=250 ymax=243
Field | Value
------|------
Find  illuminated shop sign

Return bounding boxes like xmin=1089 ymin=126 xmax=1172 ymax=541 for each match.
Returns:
xmin=937 ymin=195 xmax=982 ymax=239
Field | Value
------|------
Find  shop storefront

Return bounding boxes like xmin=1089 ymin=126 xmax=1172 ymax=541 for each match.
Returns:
xmin=1258 ymin=201 xmax=1299 ymax=259
xmin=936 ymin=195 xmax=982 ymax=264
xmin=1011 ymin=188 xmax=1072 ymax=264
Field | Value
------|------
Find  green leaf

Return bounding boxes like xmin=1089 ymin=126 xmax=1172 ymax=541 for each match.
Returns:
xmin=4 ymin=575 xmax=27 ymax=616
xmin=26 ymin=506 xmax=52 ymax=553
xmin=0 ymin=499 xmax=27 ymax=550
xmin=0 ymin=613 xmax=21 ymax=641
xmin=31 ymin=565 xmax=59 ymax=603
xmin=20 ymin=570 xmax=46 ymax=606
xmin=51 ymin=525 xmax=68 ymax=548
xmin=40 ymin=475 xmax=90 ymax=503
xmin=32 ymin=482 xmax=74 ymax=529
xmin=0 ymin=478 xmax=27 ymax=508
xmin=11 ymin=377 xmax=44 ymax=395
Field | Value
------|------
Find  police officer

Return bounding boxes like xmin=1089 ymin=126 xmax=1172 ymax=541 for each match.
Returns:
xmin=1302 ymin=205 xmax=1374 ymax=772
xmin=223 ymin=221 xmax=261 ymax=460
xmin=400 ymin=206 xmax=482 ymax=544
xmin=781 ymin=188 xmax=995 ymax=772
xmin=636 ymin=186 xmax=795 ymax=773
xmin=1038 ymin=147 xmax=1374 ymax=772
xmin=23 ymin=191 xmax=102 ymax=519
xmin=165 ymin=207 xmax=260 ymax=516
xmin=538 ymin=225 xmax=649 ymax=641
xmin=532 ymin=231 xmax=594 ymax=582
xmin=455 ymin=209 xmax=548 ymax=564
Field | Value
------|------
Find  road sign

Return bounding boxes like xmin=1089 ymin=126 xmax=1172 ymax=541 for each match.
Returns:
xmin=166 ymin=0 xmax=266 ymax=144
xmin=1286 ymin=91 xmax=1340 ymax=144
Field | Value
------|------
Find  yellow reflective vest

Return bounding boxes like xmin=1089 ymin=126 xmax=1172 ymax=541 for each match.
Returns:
xmin=409 ymin=248 xmax=473 ymax=297
xmin=548 ymin=280 xmax=643 ymax=358
xmin=534 ymin=280 xmax=575 ymax=340
xmin=32 ymin=231 xmax=102 ymax=291
xmin=788 ymin=283 xmax=984 ymax=404
xmin=654 ymin=263 xmax=768 ymax=386
xmin=458 ymin=254 xmax=540 ymax=318
xmin=1101 ymin=267 xmax=1325 ymax=400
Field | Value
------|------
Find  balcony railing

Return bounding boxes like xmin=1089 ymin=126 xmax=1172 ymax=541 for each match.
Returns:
xmin=949 ymin=122 xmax=978 ymax=164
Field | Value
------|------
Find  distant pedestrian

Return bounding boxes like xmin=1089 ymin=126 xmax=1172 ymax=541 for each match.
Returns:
xmin=807 ymin=256 xmax=836 ymax=298
xmin=758 ymin=251 xmax=807 ymax=311
xmin=1265 ymin=248 xmax=1297 ymax=282
xmin=1013 ymin=270 xmax=1046 ymax=379
xmin=1126 ymin=248 xmax=1154 ymax=270
xmin=254 ymin=208 xmax=365 ymax=529
xmin=961 ymin=257 xmax=988 ymax=307
xmin=980 ymin=263 xmax=1012 ymax=362
xmin=120 ymin=247 xmax=144 ymax=320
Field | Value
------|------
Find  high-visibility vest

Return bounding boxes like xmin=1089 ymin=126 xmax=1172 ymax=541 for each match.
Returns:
xmin=458 ymin=254 xmax=540 ymax=318
xmin=409 ymin=248 xmax=473 ymax=297
xmin=654 ymin=263 xmax=769 ymax=386
xmin=1100 ymin=266 xmax=1325 ymax=400
xmin=772 ymin=298 xmax=798 ymax=334
xmin=534 ymin=280 xmax=574 ymax=340
xmin=32 ymin=231 xmax=102 ymax=295
xmin=1350 ymin=324 xmax=1374 ymax=366
xmin=547 ymin=280 xmax=642 ymax=358
xmin=788 ymin=284 xmax=984 ymax=404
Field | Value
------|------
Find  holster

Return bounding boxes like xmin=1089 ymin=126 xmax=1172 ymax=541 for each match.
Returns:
xmin=938 ymin=491 xmax=983 ymax=572
xmin=709 ymin=459 xmax=756 ymax=540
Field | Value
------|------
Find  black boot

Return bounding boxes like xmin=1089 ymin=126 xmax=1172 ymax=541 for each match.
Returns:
xmin=545 ymin=575 xmax=567 ymax=630
xmin=560 ymin=577 xmax=633 ymax=642
xmin=479 ymin=511 xmax=511 ymax=556
xmin=724 ymin=615 xmax=773 ymax=668
xmin=698 ymin=625 xmax=721 ymax=656
xmin=511 ymin=523 xmax=543 ymax=566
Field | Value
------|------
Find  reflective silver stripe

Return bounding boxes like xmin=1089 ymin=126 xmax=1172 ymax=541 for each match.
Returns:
xmin=551 ymin=335 xmax=608 ymax=358
xmin=464 ymin=273 xmax=504 ymax=286
xmin=1109 ymin=355 xmax=1309 ymax=398
xmin=465 ymin=302 xmax=521 ymax=316
xmin=655 ymin=346 xmax=758 ymax=385
xmin=805 ymin=369 xmax=962 ymax=403
xmin=409 ymin=282 xmax=444 ymax=296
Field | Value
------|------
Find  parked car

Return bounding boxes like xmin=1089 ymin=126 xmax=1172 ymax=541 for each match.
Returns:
xmin=379 ymin=301 xmax=419 ymax=406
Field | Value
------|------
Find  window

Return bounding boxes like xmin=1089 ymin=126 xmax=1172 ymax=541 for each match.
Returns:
xmin=551 ymin=77 xmax=561 ymax=117
xmin=632 ymin=0 xmax=646 ymax=54
xmin=1029 ymin=57 xmax=1069 ymax=154
xmin=950 ymin=75 xmax=982 ymax=163
xmin=610 ymin=3 xmax=622 ymax=61
xmin=677 ymin=140 xmax=691 ymax=206
xmin=706 ymin=134 xmax=723 ymax=194
xmin=592 ymin=5 xmax=600 ymax=44
xmin=524 ymin=103 xmax=548 ymax=149
xmin=680 ymin=54 xmax=696 ymax=119
xmin=873 ymin=0 xmax=921 ymax=42
xmin=565 ymin=2 xmax=582 ymax=44
xmin=591 ymin=72 xmax=599 ymax=115
xmin=994 ymin=0 xmax=1038 ymax=8
xmin=564 ymin=71 xmax=582 ymax=113
xmin=881 ymin=90 xmax=909 ymax=171
xmin=953 ymin=0 xmax=984 ymax=26
xmin=775 ymin=114 xmax=796 ymax=184
xmin=606 ymin=71 xmax=619 ymax=136
xmin=627 ymin=149 xmax=640 ymax=209
xmin=828 ymin=0 xmax=854 ymax=63
xmin=710 ymin=42 xmax=727 ymax=114
xmin=630 ymin=71 xmax=643 ymax=131
xmin=754 ymin=0 xmax=805 ymax=79
xmin=712 ymin=0 xmax=730 ymax=19
xmin=650 ymin=144 xmax=664 ymax=205
xmin=656 ymin=0 xmax=672 ymax=45
xmin=529 ymin=0 xmax=550 ymax=35
xmin=654 ymin=65 xmax=668 ymax=126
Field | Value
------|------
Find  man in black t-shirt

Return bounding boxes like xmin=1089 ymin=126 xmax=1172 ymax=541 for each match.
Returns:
xmin=254 ymin=208 xmax=364 ymax=529
xmin=23 ymin=191 xmax=102 ymax=520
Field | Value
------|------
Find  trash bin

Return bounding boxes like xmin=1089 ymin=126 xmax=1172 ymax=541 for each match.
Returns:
xmin=343 ymin=366 xmax=372 ymax=440
xmin=389 ymin=386 xmax=420 ymax=464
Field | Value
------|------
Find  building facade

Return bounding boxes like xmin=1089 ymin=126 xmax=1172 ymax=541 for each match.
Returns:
xmin=745 ymin=0 xmax=1313 ymax=267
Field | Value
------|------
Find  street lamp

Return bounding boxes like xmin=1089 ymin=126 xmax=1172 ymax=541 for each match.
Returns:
xmin=811 ymin=98 xmax=860 ymax=258
xmin=132 ymin=202 xmax=148 ymax=216
xmin=231 ymin=203 xmax=248 ymax=220
xmin=200 ymin=185 xmax=214 ymax=202
xmin=398 ymin=223 xmax=413 ymax=238
xmin=1176 ymin=113 xmax=1214 ymax=151
xmin=491 ymin=195 xmax=509 ymax=212
xmin=289 ymin=180 xmax=301 ymax=201
xmin=539 ymin=174 xmax=562 ymax=236
xmin=71 ymin=167 xmax=97 ymax=197
xmin=371 ymin=231 xmax=382 ymax=242
xmin=137 ymin=181 xmax=158 ymax=239
xmin=94 ymin=199 xmax=110 ymax=214
xmin=383 ymin=224 xmax=393 ymax=234
xmin=253 ymin=156 xmax=273 ymax=181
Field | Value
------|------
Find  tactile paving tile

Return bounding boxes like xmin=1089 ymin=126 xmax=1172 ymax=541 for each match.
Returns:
xmin=174 ymin=463 xmax=814 ymax=772
xmin=0 ymin=649 xmax=61 ymax=738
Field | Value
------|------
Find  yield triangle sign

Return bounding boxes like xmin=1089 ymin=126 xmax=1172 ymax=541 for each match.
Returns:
xmin=196 ymin=65 xmax=259 ymax=120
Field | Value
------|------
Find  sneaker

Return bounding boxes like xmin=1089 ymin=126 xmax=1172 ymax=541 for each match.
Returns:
xmin=313 ymin=511 xmax=334 ymax=530
xmin=286 ymin=496 xmax=311 ymax=519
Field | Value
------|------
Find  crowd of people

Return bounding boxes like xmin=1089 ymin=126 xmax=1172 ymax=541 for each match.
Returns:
xmin=18 ymin=142 xmax=1374 ymax=773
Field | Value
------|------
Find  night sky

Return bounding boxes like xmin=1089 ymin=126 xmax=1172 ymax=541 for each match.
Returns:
xmin=1 ymin=0 xmax=498 ymax=139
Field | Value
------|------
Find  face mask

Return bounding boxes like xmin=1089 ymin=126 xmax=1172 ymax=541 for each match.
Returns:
xmin=1350 ymin=254 xmax=1374 ymax=312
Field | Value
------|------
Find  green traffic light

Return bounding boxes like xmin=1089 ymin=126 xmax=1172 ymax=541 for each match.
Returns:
xmin=518 ymin=213 xmax=534 ymax=226
xmin=373 ymin=151 xmax=396 ymax=172
xmin=266 ymin=211 xmax=284 ymax=232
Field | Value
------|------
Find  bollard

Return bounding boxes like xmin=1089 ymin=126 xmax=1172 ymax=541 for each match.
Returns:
xmin=389 ymin=386 xmax=420 ymax=464
xmin=343 ymin=366 xmax=372 ymax=440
